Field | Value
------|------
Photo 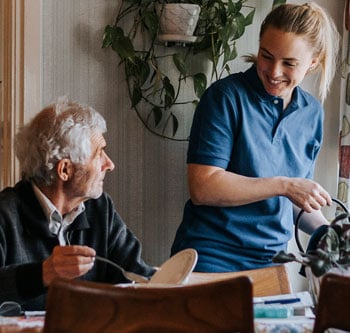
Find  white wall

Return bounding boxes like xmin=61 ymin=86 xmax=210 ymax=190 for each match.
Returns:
xmin=20 ymin=0 xmax=345 ymax=292
xmin=286 ymin=0 xmax=344 ymax=291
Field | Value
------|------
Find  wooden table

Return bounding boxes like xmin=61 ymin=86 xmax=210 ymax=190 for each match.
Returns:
xmin=0 ymin=316 xmax=315 ymax=333
xmin=0 ymin=328 xmax=41 ymax=333
xmin=0 ymin=316 xmax=43 ymax=333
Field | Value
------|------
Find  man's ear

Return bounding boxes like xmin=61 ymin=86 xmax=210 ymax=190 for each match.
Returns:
xmin=56 ymin=159 xmax=73 ymax=182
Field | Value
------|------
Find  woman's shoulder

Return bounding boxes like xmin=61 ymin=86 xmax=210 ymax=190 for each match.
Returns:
xmin=211 ymin=67 xmax=251 ymax=88
xmin=294 ymin=86 xmax=323 ymax=110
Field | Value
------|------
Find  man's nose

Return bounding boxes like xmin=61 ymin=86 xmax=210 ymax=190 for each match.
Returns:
xmin=104 ymin=152 xmax=115 ymax=172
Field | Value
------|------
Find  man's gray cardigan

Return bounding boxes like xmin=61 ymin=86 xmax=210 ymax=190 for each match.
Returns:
xmin=0 ymin=180 xmax=155 ymax=310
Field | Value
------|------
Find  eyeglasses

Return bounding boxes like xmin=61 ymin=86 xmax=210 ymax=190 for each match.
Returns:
xmin=0 ymin=301 xmax=23 ymax=317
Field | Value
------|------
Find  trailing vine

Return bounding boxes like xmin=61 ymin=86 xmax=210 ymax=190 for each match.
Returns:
xmin=102 ymin=0 xmax=285 ymax=140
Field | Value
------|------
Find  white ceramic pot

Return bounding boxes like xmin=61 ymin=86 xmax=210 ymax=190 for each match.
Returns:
xmin=156 ymin=4 xmax=201 ymax=43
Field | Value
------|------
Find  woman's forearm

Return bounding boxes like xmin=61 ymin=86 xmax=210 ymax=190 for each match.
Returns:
xmin=188 ymin=163 xmax=332 ymax=211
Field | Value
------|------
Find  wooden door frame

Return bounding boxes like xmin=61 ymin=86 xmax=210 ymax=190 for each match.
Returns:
xmin=1 ymin=0 xmax=41 ymax=187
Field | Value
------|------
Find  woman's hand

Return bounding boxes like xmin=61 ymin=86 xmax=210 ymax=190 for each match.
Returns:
xmin=42 ymin=245 xmax=96 ymax=286
xmin=285 ymin=178 xmax=332 ymax=212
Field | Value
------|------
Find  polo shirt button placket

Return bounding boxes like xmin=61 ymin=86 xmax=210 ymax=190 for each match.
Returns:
xmin=272 ymin=98 xmax=283 ymax=143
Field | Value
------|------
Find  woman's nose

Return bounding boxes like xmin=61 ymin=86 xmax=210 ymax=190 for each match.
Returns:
xmin=269 ymin=62 xmax=283 ymax=77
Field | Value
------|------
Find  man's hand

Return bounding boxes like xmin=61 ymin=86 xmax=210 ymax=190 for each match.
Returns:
xmin=43 ymin=245 xmax=96 ymax=286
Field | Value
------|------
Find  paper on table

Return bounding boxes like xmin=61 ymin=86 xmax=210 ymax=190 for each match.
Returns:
xmin=254 ymin=291 xmax=314 ymax=307
xmin=253 ymin=291 xmax=315 ymax=318
xmin=24 ymin=311 xmax=46 ymax=317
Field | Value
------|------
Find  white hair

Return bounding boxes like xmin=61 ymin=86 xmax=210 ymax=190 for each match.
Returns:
xmin=15 ymin=96 xmax=107 ymax=185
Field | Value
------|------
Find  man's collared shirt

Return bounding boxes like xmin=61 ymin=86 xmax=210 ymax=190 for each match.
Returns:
xmin=32 ymin=183 xmax=85 ymax=245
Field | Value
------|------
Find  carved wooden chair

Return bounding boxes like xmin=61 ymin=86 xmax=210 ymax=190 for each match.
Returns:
xmin=313 ymin=273 xmax=350 ymax=333
xmin=187 ymin=264 xmax=292 ymax=297
xmin=44 ymin=275 xmax=254 ymax=333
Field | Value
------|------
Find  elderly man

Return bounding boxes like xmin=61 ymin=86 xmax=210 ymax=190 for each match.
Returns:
xmin=0 ymin=97 xmax=155 ymax=310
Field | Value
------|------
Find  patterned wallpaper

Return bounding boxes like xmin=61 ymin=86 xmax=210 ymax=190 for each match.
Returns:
xmin=338 ymin=0 xmax=350 ymax=207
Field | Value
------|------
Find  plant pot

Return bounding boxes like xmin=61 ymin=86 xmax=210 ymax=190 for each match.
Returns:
xmin=156 ymin=3 xmax=201 ymax=44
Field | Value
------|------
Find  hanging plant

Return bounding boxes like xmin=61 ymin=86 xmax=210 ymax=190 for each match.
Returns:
xmin=273 ymin=212 xmax=350 ymax=278
xmin=102 ymin=0 xmax=286 ymax=140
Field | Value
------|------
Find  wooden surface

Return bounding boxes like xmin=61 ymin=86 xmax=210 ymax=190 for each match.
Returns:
xmin=44 ymin=276 xmax=254 ymax=333
xmin=0 ymin=265 xmax=290 ymax=332
xmin=0 ymin=325 xmax=42 ymax=333
xmin=313 ymin=272 xmax=350 ymax=333
xmin=0 ymin=316 xmax=43 ymax=333
xmin=187 ymin=264 xmax=292 ymax=297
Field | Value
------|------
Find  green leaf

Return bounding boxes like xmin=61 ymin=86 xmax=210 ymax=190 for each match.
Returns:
xmin=193 ymin=35 xmax=212 ymax=55
xmin=131 ymin=83 xmax=142 ymax=107
xmin=173 ymin=53 xmax=186 ymax=76
xmin=193 ymin=73 xmax=207 ymax=98
xmin=171 ymin=113 xmax=179 ymax=137
xmin=125 ymin=57 xmax=150 ymax=86
xmin=272 ymin=0 xmax=287 ymax=8
xmin=229 ymin=0 xmax=242 ymax=14
xmin=162 ymin=77 xmax=175 ymax=109
xmin=102 ymin=25 xmax=114 ymax=48
xmin=232 ymin=13 xmax=246 ymax=40
xmin=143 ymin=10 xmax=159 ymax=39
xmin=135 ymin=58 xmax=150 ymax=86
xmin=110 ymin=27 xmax=135 ymax=60
xmin=221 ymin=22 xmax=232 ymax=46
xmin=223 ymin=43 xmax=237 ymax=65
xmin=225 ymin=63 xmax=232 ymax=74
xmin=272 ymin=251 xmax=298 ymax=264
xmin=217 ymin=3 xmax=228 ymax=26
xmin=244 ymin=8 xmax=255 ymax=26
xmin=309 ymin=257 xmax=332 ymax=277
xmin=319 ymin=227 xmax=340 ymax=258
xmin=152 ymin=106 xmax=162 ymax=127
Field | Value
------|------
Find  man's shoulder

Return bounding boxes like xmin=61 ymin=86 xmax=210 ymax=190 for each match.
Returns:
xmin=0 ymin=181 xmax=39 ymax=224
xmin=83 ymin=192 xmax=124 ymax=226
xmin=0 ymin=181 xmax=42 ymax=215
xmin=0 ymin=181 xmax=30 ymax=205
xmin=84 ymin=192 xmax=114 ymax=210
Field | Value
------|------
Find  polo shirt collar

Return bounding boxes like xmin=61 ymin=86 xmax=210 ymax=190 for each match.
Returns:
xmin=244 ymin=65 xmax=308 ymax=111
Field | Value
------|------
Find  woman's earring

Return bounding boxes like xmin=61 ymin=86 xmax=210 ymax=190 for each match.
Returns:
xmin=309 ymin=64 xmax=316 ymax=72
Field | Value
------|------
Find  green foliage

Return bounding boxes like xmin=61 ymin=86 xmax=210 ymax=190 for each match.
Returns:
xmin=272 ymin=0 xmax=287 ymax=8
xmin=273 ymin=213 xmax=350 ymax=277
xmin=102 ymin=0 xmax=286 ymax=139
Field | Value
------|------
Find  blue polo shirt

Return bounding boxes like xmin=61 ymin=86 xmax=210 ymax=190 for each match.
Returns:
xmin=171 ymin=65 xmax=323 ymax=272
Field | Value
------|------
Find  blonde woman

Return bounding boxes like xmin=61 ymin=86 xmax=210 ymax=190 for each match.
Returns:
xmin=171 ymin=3 xmax=340 ymax=272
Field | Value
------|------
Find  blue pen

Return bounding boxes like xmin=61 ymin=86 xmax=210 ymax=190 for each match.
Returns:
xmin=264 ymin=297 xmax=301 ymax=305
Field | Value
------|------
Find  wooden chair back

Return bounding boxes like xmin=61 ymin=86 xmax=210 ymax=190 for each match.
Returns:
xmin=313 ymin=273 xmax=350 ymax=333
xmin=187 ymin=264 xmax=292 ymax=297
xmin=44 ymin=276 xmax=254 ymax=333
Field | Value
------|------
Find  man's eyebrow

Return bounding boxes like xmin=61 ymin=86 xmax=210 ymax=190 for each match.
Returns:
xmin=92 ymin=143 xmax=105 ymax=156
xmin=260 ymin=47 xmax=299 ymax=62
